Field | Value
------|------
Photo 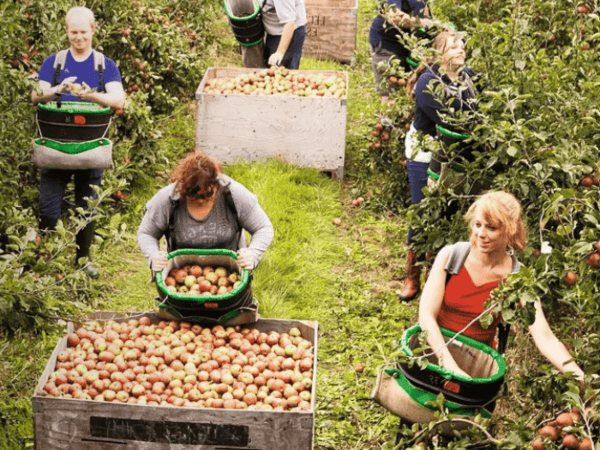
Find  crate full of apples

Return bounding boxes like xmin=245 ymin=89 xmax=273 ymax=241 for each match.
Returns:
xmin=33 ymin=313 xmax=318 ymax=449
xmin=196 ymin=67 xmax=348 ymax=179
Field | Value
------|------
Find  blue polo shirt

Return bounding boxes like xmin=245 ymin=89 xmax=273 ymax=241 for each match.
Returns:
xmin=413 ymin=66 xmax=479 ymax=137
xmin=38 ymin=49 xmax=122 ymax=102
xmin=369 ymin=0 xmax=427 ymax=55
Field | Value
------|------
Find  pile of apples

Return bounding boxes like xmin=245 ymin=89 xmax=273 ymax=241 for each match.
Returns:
xmin=42 ymin=318 xmax=315 ymax=411
xmin=163 ymin=264 xmax=241 ymax=296
xmin=203 ymin=67 xmax=346 ymax=98
xmin=532 ymin=409 xmax=593 ymax=450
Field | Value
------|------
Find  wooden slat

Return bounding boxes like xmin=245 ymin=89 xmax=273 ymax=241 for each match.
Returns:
xmin=304 ymin=0 xmax=358 ymax=63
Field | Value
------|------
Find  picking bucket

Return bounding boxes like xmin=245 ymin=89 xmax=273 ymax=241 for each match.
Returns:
xmin=372 ymin=325 xmax=506 ymax=423
xmin=36 ymin=101 xmax=112 ymax=142
xmin=155 ymin=248 xmax=254 ymax=324
xmin=224 ymin=0 xmax=265 ymax=47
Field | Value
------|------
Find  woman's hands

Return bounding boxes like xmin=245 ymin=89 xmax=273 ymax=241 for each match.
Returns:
xmin=150 ymin=251 xmax=168 ymax=272
xmin=438 ymin=349 xmax=471 ymax=378
xmin=237 ymin=248 xmax=255 ymax=270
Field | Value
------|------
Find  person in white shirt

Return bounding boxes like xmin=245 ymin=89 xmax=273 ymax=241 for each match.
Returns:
xmin=262 ymin=0 xmax=307 ymax=69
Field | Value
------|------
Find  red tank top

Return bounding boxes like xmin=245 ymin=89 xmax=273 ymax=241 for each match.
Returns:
xmin=437 ymin=266 xmax=501 ymax=347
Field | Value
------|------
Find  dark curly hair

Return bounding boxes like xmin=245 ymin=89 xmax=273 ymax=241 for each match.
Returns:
xmin=171 ymin=151 xmax=221 ymax=199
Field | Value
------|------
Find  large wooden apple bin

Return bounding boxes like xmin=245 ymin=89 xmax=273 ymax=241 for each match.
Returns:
xmin=32 ymin=312 xmax=318 ymax=450
xmin=195 ymin=67 xmax=348 ymax=179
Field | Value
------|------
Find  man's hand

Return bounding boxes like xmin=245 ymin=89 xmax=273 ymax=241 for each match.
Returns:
xmin=55 ymin=76 xmax=78 ymax=95
xmin=268 ymin=52 xmax=284 ymax=67
xmin=150 ymin=251 xmax=168 ymax=272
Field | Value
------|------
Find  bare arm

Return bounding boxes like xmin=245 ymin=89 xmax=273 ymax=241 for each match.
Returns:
xmin=32 ymin=80 xmax=60 ymax=104
xmin=418 ymin=246 xmax=470 ymax=377
xmin=275 ymin=21 xmax=297 ymax=57
xmin=528 ymin=301 xmax=585 ymax=382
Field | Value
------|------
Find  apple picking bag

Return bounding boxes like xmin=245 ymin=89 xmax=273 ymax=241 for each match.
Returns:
xmin=371 ymin=325 xmax=506 ymax=423
xmin=155 ymin=249 xmax=256 ymax=325
xmin=33 ymin=101 xmax=113 ymax=170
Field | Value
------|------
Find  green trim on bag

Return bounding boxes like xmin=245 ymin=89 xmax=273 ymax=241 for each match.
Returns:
xmin=158 ymin=303 xmax=242 ymax=324
xmin=449 ymin=162 xmax=466 ymax=173
xmin=34 ymin=138 xmax=111 ymax=154
xmin=224 ymin=0 xmax=260 ymax=21
xmin=38 ymin=101 xmax=111 ymax=115
xmin=406 ymin=57 xmax=419 ymax=69
xmin=427 ymin=169 xmax=440 ymax=181
xmin=386 ymin=368 xmax=491 ymax=418
xmin=436 ymin=125 xmax=471 ymax=140
xmin=401 ymin=324 xmax=507 ymax=384
xmin=156 ymin=248 xmax=251 ymax=304
xmin=239 ymin=38 xmax=265 ymax=47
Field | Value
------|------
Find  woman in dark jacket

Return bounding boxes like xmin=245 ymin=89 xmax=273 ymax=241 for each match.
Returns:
xmin=369 ymin=0 xmax=433 ymax=101
xmin=399 ymin=29 xmax=480 ymax=301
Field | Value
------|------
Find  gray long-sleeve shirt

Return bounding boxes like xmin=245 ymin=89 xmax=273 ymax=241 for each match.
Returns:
xmin=137 ymin=175 xmax=274 ymax=269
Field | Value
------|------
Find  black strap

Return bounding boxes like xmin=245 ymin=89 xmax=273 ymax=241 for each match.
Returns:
xmin=97 ymin=61 xmax=105 ymax=93
xmin=222 ymin=183 xmax=242 ymax=246
xmin=165 ymin=197 xmax=179 ymax=252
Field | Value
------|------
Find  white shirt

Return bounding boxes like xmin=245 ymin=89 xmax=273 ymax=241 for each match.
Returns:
xmin=262 ymin=0 xmax=307 ymax=35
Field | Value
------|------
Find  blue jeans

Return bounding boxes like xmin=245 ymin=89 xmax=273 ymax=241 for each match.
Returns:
xmin=264 ymin=25 xmax=306 ymax=69
xmin=406 ymin=160 xmax=428 ymax=244
xmin=39 ymin=168 xmax=103 ymax=259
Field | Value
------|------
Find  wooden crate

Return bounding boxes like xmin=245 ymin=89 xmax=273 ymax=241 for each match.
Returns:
xmin=195 ymin=67 xmax=347 ymax=179
xmin=33 ymin=312 xmax=318 ymax=450
xmin=304 ymin=0 xmax=358 ymax=63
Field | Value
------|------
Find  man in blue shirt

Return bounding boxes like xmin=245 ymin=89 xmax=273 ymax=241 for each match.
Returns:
xmin=32 ymin=6 xmax=125 ymax=278
xmin=369 ymin=0 xmax=433 ymax=102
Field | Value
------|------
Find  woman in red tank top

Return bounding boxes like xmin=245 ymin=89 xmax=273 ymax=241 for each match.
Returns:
xmin=418 ymin=191 xmax=585 ymax=382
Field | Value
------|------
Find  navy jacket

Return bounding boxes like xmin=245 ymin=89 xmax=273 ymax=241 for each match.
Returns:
xmin=369 ymin=0 xmax=427 ymax=56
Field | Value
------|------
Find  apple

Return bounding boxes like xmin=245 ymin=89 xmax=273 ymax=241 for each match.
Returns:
xmin=563 ymin=271 xmax=577 ymax=286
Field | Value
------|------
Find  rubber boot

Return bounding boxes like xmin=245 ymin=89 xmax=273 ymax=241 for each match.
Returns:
xmin=398 ymin=249 xmax=421 ymax=301
xmin=76 ymin=221 xmax=99 ymax=279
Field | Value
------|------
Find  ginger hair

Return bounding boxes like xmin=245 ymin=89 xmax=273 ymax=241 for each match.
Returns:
xmin=465 ymin=191 xmax=527 ymax=251
xmin=171 ymin=151 xmax=221 ymax=199
xmin=406 ymin=30 xmax=459 ymax=98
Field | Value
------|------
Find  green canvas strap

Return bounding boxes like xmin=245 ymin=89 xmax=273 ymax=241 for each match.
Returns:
xmin=34 ymin=138 xmax=111 ymax=155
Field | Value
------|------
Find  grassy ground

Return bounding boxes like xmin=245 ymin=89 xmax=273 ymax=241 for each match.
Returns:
xmin=0 ymin=0 xmax=425 ymax=448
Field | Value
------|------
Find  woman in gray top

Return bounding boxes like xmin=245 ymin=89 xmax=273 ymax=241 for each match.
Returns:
xmin=138 ymin=152 xmax=274 ymax=271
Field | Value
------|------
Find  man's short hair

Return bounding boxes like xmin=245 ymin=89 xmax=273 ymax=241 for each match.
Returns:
xmin=65 ymin=6 xmax=96 ymax=27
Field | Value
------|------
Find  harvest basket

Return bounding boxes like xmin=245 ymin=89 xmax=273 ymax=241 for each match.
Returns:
xmin=224 ymin=0 xmax=264 ymax=47
xmin=155 ymin=248 xmax=254 ymax=323
xmin=36 ymin=101 xmax=112 ymax=142
xmin=372 ymin=325 xmax=506 ymax=423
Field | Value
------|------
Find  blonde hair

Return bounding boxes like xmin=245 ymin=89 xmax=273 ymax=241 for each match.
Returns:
xmin=406 ymin=30 xmax=458 ymax=98
xmin=65 ymin=6 xmax=96 ymax=28
xmin=465 ymin=191 xmax=527 ymax=251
